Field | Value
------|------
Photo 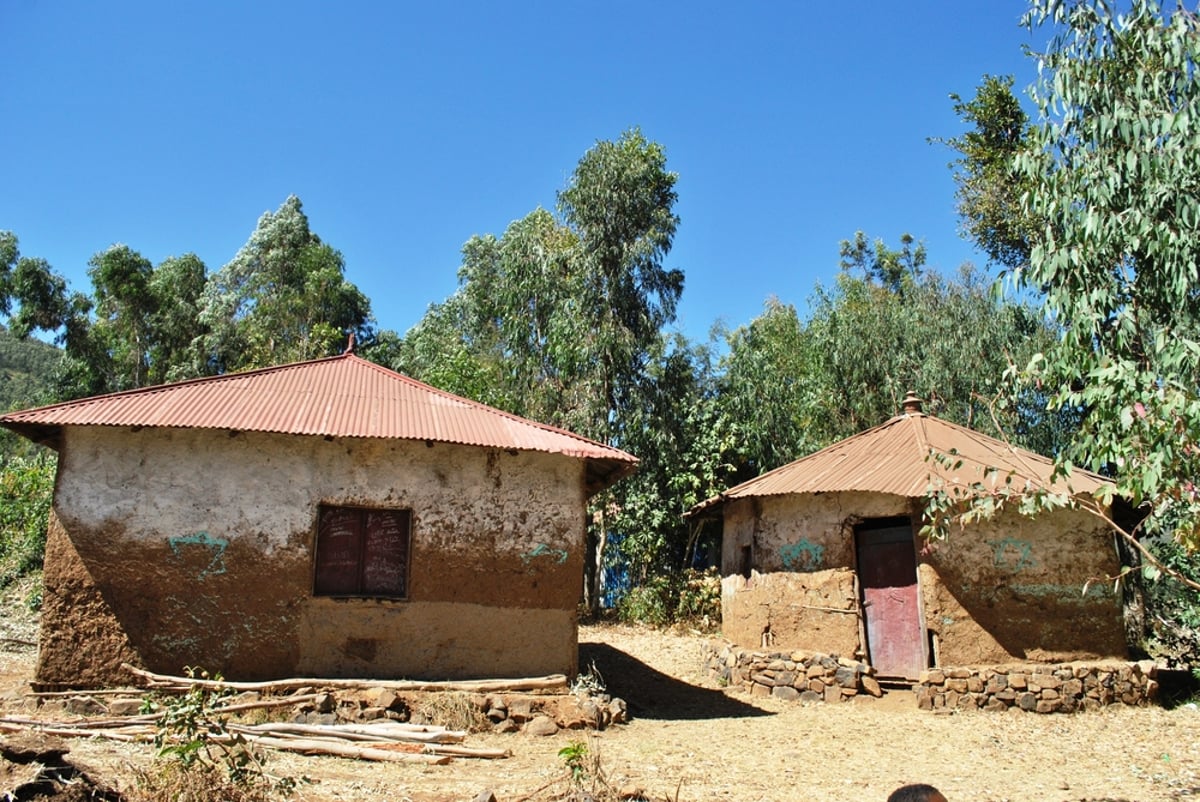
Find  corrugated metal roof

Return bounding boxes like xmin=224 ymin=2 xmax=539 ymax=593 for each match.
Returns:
xmin=0 ymin=353 xmax=637 ymax=495
xmin=693 ymin=409 xmax=1110 ymax=513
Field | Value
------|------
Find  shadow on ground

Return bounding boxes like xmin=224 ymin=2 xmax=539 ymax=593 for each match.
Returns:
xmin=578 ymin=642 xmax=772 ymax=721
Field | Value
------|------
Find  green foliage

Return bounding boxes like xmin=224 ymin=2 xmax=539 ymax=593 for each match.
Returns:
xmin=558 ymin=740 xmax=590 ymax=788
xmin=0 ymin=453 xmax=55 ymax=588
xmin=616 ymin=568 xmax=721 ymax=628
xmin=938 ymin=74 xmax=1036 ymax=271
xmin=1010 ymin=0 xmax=1200 ymax=553
xmin=199 ymin=196 xmax=375 ymax=373
xmin=150 ymin=667 xmax=296 ymax=797
xmin=398 ymin=130 xmax=687 ymax=611
xmin=719 ymin=242 xmax=1067 ymax=478
xmin=1139 ymin=538 xmax=1200 ymax=665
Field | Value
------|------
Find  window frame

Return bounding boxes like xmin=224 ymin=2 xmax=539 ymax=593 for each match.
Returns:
xmin=312 ymin=504 xmax=412 ymax=600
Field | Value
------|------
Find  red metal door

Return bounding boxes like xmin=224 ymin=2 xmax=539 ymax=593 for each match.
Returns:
xmin=856 ymin=524 xmax=924 ymax=680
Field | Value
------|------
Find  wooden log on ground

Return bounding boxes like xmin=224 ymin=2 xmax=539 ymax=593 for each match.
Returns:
xmin=0 ymin=721 xmax=148 ymax=742
xmin=122 ymin=664 xmax=568 ymax=694
xmin=422 ymin=743 xmax=511 ymax=759
xmin=238 ymin=734 xmax=451 ymax=764
xmin=235 ymin=722 xmax=466 ymax=744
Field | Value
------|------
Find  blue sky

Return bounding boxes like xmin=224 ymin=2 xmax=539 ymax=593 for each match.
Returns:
xmin=1 ymin=1 xmax=1042 ymax=346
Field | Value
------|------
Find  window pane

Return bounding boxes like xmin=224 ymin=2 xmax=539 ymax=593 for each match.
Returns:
xmin=314 ymin=506 xmax=363 ymax=595
xmin=363 ymin=510 xmax=410 ymax=597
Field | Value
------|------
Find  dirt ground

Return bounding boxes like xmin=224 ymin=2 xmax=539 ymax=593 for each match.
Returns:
xmin=2 ymin=580 xmax=1199 ymax=802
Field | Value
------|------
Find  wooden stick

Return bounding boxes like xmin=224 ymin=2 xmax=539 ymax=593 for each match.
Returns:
xmin=237 ymin=734 xmax=451 ymax=764
xmin=123 ymin=664 xmax=568 ymax=694
xmin=422 ymin=743 xmax=511 ymax=759
xmin=0 ymin=721 xmax=149 ymax=742
xmin=233 ymin=722 xmax=465 ymax=744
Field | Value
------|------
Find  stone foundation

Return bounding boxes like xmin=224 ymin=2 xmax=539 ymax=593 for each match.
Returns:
xmin=916 ymin=661 xmax=1159 ymax=712
xmin=705 ymin=641 xmax=1159 ymax=713
xmin=702 ymin=640 xmax=881 ymax=702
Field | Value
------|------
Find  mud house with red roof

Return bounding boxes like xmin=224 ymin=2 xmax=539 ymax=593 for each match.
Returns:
xmin=691 ymin=393 xmax=1127 ymax=681
xmin=1 ymin=354 xmax=636 ymax=687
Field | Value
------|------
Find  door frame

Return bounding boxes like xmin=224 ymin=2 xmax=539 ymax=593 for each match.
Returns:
xmin=853 ymin=516 xmax=929 ymax=680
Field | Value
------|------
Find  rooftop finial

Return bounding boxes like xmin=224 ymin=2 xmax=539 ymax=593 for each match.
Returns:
xmin=344 ymin=331 xmax=356 ymax=354
xmin=901 ymin=390 xmax=924 ymax=415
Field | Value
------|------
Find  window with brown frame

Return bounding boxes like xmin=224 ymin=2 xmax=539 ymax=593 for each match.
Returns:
xmin=313 ymin=505 xmax=411 ymax=598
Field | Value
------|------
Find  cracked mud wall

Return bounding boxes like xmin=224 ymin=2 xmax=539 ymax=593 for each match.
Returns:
xmin=920 ymin=505 xmax=1127 ymax=665
xmin=38 ymin=426 xmax=587 ymax=686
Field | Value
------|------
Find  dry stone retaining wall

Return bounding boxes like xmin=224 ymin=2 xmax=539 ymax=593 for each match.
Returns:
xmin=917 ymin=661 xmax=1158 ymax=713
xmin=705 ymin=641 xmax=1159 ymax=713
xmin=703 ymin=640 xmax=882 ymax=702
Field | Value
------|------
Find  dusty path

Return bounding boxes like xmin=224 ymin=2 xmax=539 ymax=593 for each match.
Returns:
xmin=2 ymin=598 xmax=1199 ymax=802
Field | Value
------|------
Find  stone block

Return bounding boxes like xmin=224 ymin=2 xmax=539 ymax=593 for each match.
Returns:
xmin=1017 ymin=692 xmax=1038 ymax=711
xmin=775 ymin=671 xmax=797 ymax=687
xmin=1008 ymin=674 xmax=1028 ymax=690
xmin=948 ymin=668 xmax=972 ymax=679
xmin=861 ymin=675 xmax=883 ymax=698
xmin=921 ymin=669 xmax=946 ymax=685
xmin=800 ymin=690 xmax=822 ymax=704
xmin=107 ymin=698 xmax=144 ymax=717
xmin=1062 ymin=679 xmax=1083 ymax=697
xmin=508 ymin=698 xmax=534 ymax=722
xmin=1036 ymin=699 xmax=1061 ymax=714
xmin=751 ymin=683 xmax=771 ymax=698
xmin=823 ymin=685 xmax=841 ymax=704
xmin=834 ymin=667 xmax=858 ymax=687
xmin=772 ymin=686 xmax=800 ymax=701
xmin=525 ymin=716 xmax=558 ymax=736
xmin=967 ymin=676 xmax=985 ymax=694
xmin=807 ymin=679 xmax=825 ymax=694
xmin=946 ymin=679 xmax=968 ymax=694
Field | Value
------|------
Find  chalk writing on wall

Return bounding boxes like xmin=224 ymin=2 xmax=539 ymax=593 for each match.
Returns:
xmin=167 ymin=531 xmax=229 ymax=580
xmin=780 ymin=540 xmax=824 ymax=571
xmin=521 ymin=543 xmax=569 ymax=564
xmin=986 ymin=537 xmax=1036 ymax=572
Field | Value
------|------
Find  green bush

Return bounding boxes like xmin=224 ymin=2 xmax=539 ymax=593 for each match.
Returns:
xmin=0 ymin=452 xmax=55 ymax=588
xmin=615 ymin=567 xmax=721 ymax=629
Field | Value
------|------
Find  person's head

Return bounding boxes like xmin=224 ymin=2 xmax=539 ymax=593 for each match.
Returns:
xmin=887 ymin=784 xmax=947 ymax=802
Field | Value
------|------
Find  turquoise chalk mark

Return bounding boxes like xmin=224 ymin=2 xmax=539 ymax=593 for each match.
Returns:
xmin=986 ymin=537 xmax=1036 ymax=573
xmin=168 ymin=531 xmax=228 ymax=580
xmin=521 ymin=543 xmax=569 ymax=564
xmin=780 ymin=540 xmax=824 ymax=571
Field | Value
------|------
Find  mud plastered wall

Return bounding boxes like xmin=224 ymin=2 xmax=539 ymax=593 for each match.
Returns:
xmin=719 ymin=492 xmax=903 ymax=653
xmin=920 ymin=505 xmax=1127 ymax=665
xmin=720 ymin=491 xmax=906 ymax=576
xmin=720 ymin=569 xmax=860 ymax=656
xmin=39 ymin=426 xmax=587 ymax=687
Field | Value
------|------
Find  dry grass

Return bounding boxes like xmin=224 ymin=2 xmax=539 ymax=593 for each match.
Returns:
xmin=413 ymin=690 xmax=493 ymax=733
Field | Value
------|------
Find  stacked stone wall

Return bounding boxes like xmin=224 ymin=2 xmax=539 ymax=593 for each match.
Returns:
xmin=704 ymin=641 xmax=1159 ymax=713
xmin=702 ymin=640 xmax=881 ymax=702
xmin=917 ymin=661 xmax=1158 ymax=713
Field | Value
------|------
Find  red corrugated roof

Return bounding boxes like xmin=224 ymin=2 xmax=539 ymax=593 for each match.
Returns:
xmin=0 ymin=353 xmax=637 ymax=495
xmin=692 ymin=409 xmax=1110 ymax=513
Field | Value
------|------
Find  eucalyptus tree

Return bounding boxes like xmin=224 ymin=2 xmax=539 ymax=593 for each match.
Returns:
xmin=199 ymin=196 xmax=374 ymax=373
xmin=399 ymin=129 xmax=686 ymax=610
xmin=939 ymin=74 xmax=1035 ymax=272
xmin=719 ymin=236 xmax=1065 ymax=480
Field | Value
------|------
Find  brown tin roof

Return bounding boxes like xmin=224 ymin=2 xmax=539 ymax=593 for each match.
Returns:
xmin=691 ymin=396 xmax=1110 ymax=514
xmin=0 ymin=353 xmax=637 ymax=496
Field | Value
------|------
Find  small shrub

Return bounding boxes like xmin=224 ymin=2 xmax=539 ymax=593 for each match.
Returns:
xmin=615 ymin=568 xmax=721 ymax=630
xmin=0 ymin=453 xmax=55 ymax=589
xmin=148 ymin=667 xmax=297 ymax=798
